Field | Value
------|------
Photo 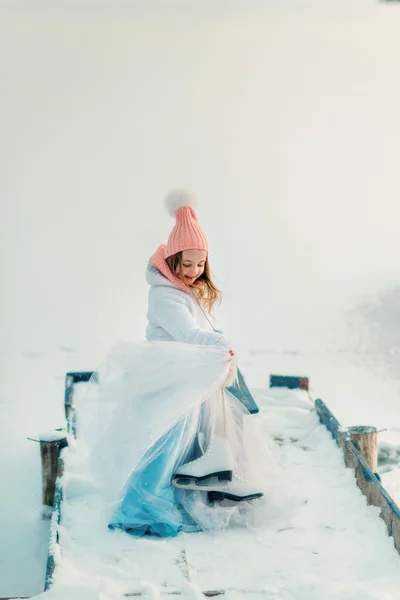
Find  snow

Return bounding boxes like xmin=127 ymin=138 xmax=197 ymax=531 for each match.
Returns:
xmin=30 ymin=388 xmax=400 ymax=600
xmin=38 ymin=431 xmax=68 ymax=443
xmin=2 ymin=0 xmax=400 ymax=597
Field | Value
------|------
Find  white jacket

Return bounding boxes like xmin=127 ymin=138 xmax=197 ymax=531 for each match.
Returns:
xmin=145 ymin=260 xmax=230 ymax=349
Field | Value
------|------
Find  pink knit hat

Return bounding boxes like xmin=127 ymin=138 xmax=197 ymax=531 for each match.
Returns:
xmin=164 ymin=189 xmax=208 ymax=258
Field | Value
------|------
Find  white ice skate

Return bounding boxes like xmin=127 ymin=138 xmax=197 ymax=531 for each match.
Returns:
xmin=172 ymin=435 xmax=233 ymax=491
xmin=207 ymin=475 xmax=264 ymax=503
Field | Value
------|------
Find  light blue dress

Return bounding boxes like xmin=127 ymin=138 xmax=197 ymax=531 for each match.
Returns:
xmin=108 ymin=419 xmax=202 ymax=537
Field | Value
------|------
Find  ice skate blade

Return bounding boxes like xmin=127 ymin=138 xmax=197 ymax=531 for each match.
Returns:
xmin=172 ymin=469 xmax=232 ymax=484
xmin=208 ymin=490 xmax=264 ymax=503
xmin=171 ymin=473 xmax=231 ymax=491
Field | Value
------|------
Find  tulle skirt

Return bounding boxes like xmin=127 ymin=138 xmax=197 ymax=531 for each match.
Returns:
xmin=73 ymin=341 xmax=289 ymax=537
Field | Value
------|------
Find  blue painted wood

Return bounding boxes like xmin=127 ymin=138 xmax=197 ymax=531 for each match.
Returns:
xmin=66 ymin=371 xmax=95 ymax=383
xmin=45 ymin=373 xmax=94 ymax=587
xmin=314 ymin=398 xmax=342 ymax=441
xmin=227 ymin=368 xmax=259 ymax=414
xmin=270 ymin=375 xmax=309 ymax=391
xmin=64 ymin=372 xmax=95 ymax=436
xmin=346 ymin=436 xmax=400 ymax=523
xmin=315 ymin=397 xmax=400 ymax=551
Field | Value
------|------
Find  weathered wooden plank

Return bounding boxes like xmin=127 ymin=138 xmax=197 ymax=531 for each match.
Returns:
xmin=315 ymin=398 xmax=400 ymax=554
xmin=65 ymin=371 xmax=94 ymax=384
xmin=227 ymin=368 xmax=259 ymax=414
xmin=44 ymin=447 xmax=67 ymax=591
xmin=64 ymin=371 xmax=95 ymax=436
xmin=314 ymin=398 xmax=342 ymax=441
xmin=39 ymin=435 xmax=68 ymax=507
xmin=270 ymin=374 xmax=309 ymax=391
xmin=44 ymin=373 xmax=90 ymax=588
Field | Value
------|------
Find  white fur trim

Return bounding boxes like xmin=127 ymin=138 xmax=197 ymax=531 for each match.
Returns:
xmin=165 ymin=189 xmax=198 ymax=217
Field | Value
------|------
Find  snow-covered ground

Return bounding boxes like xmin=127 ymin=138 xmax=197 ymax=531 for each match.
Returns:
xmin=2 ymin=0 xmax=400 ymax=597
xmin=35 ymin=387 xmax=400 ymax=600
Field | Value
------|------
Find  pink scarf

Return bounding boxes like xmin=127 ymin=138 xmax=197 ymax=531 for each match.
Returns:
xmin=151 ymin=244 xmax=192 ymax=294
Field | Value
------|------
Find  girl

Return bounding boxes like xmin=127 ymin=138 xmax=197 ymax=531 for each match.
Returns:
xmin=80 ymin=190 xmax=282 ymax=538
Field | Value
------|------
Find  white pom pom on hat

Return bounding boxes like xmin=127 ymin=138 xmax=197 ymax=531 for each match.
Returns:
xmin=163 ymin=188 xmax=208 ymax=258
xmin=165 ymin=188 xmax=198 ymax=218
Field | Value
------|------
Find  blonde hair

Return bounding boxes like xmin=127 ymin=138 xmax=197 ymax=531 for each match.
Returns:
xmin=166 ymin=251 xmax=222 ymax=314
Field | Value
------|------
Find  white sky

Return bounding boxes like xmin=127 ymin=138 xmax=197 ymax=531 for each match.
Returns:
xmin=1 ymin=0 xmax=400 ymax=359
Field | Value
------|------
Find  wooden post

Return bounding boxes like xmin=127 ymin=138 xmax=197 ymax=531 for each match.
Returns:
xmin=64 ymin=374 xmax=74 ymax=434
xmin=44 ymin=448 xmax=67 ymax=589
xmin=270 ymin=375 xmax=309 ymax=391
xmin=39 ymin=432 xmax=68 ymax=509
xmin=348 ymin=426 xmax=378 ymax=473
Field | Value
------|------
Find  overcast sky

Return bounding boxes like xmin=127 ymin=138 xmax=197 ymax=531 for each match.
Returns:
xmin=1 ymin=0 xmax=400 ymax=358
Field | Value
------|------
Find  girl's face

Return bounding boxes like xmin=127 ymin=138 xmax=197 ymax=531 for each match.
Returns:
xmin=178 ymin=249 xmax=207 ymax=285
